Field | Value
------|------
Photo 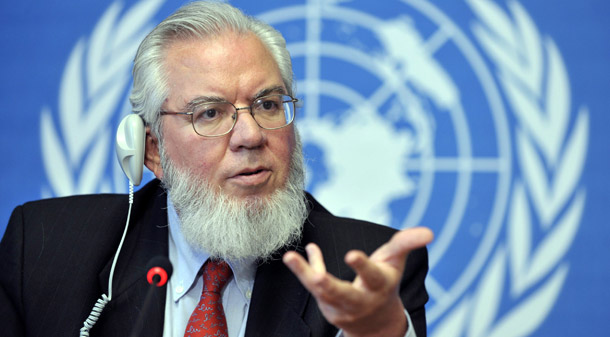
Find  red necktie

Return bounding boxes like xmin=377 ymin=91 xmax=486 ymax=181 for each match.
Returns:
xmin=184 ymin=260 xmax=233 ymax=337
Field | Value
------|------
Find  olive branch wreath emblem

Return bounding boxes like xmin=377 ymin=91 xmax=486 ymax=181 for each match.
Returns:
xmin=432 ymin=1 xmax=588 ymax=336
xmin=39 ymin=1 xmax=588 ymax=336
xmin=40 ymin=0 xmax=163 ymax=197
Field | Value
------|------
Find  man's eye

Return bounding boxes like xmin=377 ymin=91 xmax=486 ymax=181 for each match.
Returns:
xmin=194 ymin=105 xmax=227 ymax=121
xmin=202 ymin=109 xmax=218 ymax=119
xmin=258 ymin=98 xmax=280 ymax=111
xmin=262 ymin=101 xmax=276 ymax=110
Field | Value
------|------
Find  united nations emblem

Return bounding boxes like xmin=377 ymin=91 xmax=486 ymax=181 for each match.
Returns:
xmin=40 ymin=0 xmax=588 ymax=336
xmin=261 ymin=0 xmax=588 ymax=335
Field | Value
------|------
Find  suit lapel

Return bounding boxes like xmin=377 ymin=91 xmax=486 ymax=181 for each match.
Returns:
xmin=96 ymin=181 xmax=169 ymax=337
xmin=244 ymin=250 xmax=312 ymax=337
xmin=244 ymin=195 xmax=344 ymax=337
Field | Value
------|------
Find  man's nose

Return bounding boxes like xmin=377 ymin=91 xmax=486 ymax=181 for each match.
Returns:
xmin=228 ymin=108 xmax=265 ymax=150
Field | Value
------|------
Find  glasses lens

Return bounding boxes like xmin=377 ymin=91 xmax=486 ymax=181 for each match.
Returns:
xmin=191 ymin=102 xmax=235 ymax=136
xmin=252 ymin=95 xmax=295 ymax=129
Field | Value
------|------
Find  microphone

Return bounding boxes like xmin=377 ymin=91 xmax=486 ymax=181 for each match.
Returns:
xmin=129 ymin=256 xmax=173 ymax=337
xmin=146 ymin=256 xmax=173 ymax=287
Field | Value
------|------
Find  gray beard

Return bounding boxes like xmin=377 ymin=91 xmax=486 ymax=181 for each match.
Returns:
xmin=160 ymin=135 xmax=308 ymax=261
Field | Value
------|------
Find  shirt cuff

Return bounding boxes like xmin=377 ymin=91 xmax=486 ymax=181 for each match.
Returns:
xmin=334 ymin=309 xmax=416 ymax=337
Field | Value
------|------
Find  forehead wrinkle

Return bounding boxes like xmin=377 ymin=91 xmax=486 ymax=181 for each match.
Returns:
xmin=182 ymin=85 xmax=287 ymax=111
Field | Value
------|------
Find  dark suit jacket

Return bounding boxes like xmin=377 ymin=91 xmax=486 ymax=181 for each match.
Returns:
xmin=0 ymin=179 xmax=429 ymax=337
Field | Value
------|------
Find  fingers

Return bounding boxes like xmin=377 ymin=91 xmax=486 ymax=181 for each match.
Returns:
xmin=390 ymin=227 xmax=434 ymax=252
xmin=283 ymin=244 xmax=360 ymax=307
xmin=305 ymin=243 xmax=327 ymax=274
xmin=284 ymin=227 xmax=434 ymax=293
xmin=282 ymin=228 xmax=434 ymax=333
xmin=283 ymin=243 xmax=329 ymax=292
xmin=283 ymin=243 xmax=325 ymax=283
xmin=345 ymin=250 xmax=387 ymax=290
xmin=371 ymin=227 xmax=434 ymax=262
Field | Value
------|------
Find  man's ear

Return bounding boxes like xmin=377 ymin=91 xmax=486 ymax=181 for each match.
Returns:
xmin=144 ymin=127 xmax=163 ymax=179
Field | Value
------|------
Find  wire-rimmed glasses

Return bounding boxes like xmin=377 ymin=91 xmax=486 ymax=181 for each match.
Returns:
xmin=160 ymin=94 xmax=298 ymax=137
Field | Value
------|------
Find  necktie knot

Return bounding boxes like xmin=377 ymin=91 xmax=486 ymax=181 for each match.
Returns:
xmin=203 ymin=260 xmax=232 ymax=294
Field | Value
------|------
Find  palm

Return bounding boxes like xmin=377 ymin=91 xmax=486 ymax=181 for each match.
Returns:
xmin=283 ymin=227 xmax=434 ymax=337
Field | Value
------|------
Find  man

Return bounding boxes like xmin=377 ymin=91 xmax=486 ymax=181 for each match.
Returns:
xmin=0 ymin=2 xmax=433 ymax=337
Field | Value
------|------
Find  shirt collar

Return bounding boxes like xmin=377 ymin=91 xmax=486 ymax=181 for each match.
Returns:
xmin=166 ymin=195 xmax=257 ymax=302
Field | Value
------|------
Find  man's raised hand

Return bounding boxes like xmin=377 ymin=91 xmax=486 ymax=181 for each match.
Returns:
xmin=283 ymin=227 xmax=434 ymax=337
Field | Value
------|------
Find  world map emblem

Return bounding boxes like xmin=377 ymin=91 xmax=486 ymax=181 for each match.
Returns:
xmin=39 ymin=0 xmax=589 ymax=336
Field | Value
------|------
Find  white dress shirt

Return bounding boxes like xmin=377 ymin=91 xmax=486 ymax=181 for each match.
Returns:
xmin=162 ymin=196 xmax=416 ymax=337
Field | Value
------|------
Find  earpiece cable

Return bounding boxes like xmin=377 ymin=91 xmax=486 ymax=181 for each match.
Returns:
xmin=79 ymin=182 xmax=134 ymax=336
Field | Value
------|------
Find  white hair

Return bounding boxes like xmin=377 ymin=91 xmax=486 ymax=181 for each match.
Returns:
xmin=129 ymin=1 xmax=295 ymax=138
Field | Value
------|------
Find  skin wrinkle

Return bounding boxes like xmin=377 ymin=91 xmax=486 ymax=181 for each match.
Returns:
xmin=145 ymin=32 xmax=307 ymax=261
xmin=148 ymin=33 xmax=295 ymax=199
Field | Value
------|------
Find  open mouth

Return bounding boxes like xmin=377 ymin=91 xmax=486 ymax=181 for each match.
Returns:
xmin=229 ymin=167 xmax=271 ymax=186
xmin=239 ymin=169 xmax=264 ymax=176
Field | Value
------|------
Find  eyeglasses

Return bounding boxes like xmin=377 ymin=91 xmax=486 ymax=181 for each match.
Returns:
xmin=160 ymin=94 xmax=298 ymax=137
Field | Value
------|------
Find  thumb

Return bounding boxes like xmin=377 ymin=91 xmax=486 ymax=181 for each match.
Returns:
xmin=372 ymin=227 xmax=434 ymax=263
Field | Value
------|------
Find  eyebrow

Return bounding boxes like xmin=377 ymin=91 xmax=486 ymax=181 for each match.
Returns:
xmin=252 ymin=85 xmax=286 ymax=100
xmin=182 ymin=95 xmax=226 ymax=112
xmin=181 ymin=85 xmax=287 ymax=111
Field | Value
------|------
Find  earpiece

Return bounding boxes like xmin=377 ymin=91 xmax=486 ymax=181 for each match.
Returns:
xmin=115 ymin=114 xmax=145 ymax=186
xmin=83 ymin=113 xmax=145 ymax=335
xmin=83 ymin=114 xmax=145 ymax=335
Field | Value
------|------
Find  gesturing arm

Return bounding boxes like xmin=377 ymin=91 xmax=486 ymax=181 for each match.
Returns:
xmin=283 ymin=227 xmax=434 ymax=337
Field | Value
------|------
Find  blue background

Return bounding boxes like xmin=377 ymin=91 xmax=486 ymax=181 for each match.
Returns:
xmin=1 ymin=1 xmax=608 ymax=336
